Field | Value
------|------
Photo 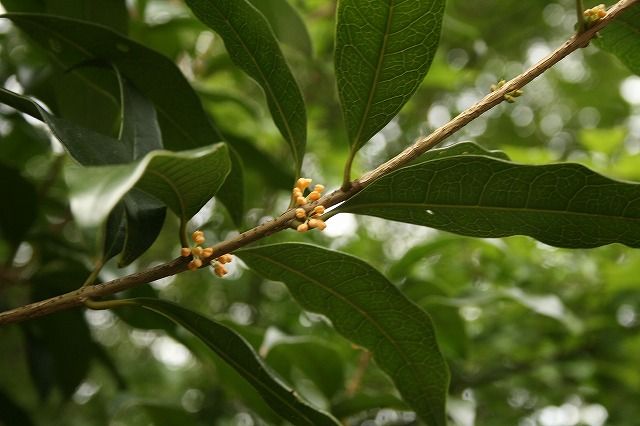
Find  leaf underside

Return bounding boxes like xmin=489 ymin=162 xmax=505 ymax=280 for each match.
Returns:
xmin=340 ymin=155 xmax=640 ymax=248
xmin=237 ymin=243 xmax=450 ymax=426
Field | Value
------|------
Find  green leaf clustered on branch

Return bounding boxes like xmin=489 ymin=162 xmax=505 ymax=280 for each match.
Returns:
xmin=1 ymin=0 xmax=640 ymax=425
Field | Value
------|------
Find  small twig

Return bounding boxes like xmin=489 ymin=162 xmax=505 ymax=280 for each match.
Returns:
xmin=0 ymin=0 xmax=636 ymax=326
xmin=576 ymin=0 xmax=587 ymax=33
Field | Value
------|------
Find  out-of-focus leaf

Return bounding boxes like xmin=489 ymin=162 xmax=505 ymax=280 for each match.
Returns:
xmin=265 ymin=337 xmax=345 ymax=399
xmin=0 ymin=115 xmax=51 ymax=169
xmin=0 ymin=87 xmax=129 ymax=165
xmin=594 ymin=3 xmax=640 ymax=75
xmin=185 ymin=0 xmax=307 ymax=173
xmin=217 ymin=146 xmax=245 ymax=227
xmin=65 ymin=144 xmax=230 ymax=227
xmin=0 ymin=389 xmax=34 ymax=426
xmin=579 ymin=127 xmax=626 ymax=155
xmin=246 ymin=0 xmax=313 ymax=58
xmin=500 ymin=288 xmax=583 ymax=333
xmin=44 ymin=0 xmax=129 ymax=33
xmin=335 ymin=0 xmax=445 ymax=155
xmin=115 ymin=298 xmax=341 ymax=426
xmin=2 ymin=13 xmax=222 ymax=150
xmin=331 ymin=393 xmax=409 ymax=419
xmin=103 ymin=202 xmax=127 ymax=262
xmin=140 ymin=403 xmax=200 ymax=426
xmin=223 ymin=132 xmax=294 ymax=190
xmin=237 ymin=243 xmax=450 ymax=426
xmin=339 ymin=156 xmax=640 ymax=248
xmin=0 ymin=164 xmax=38 ymax=248
xmin=25 ymin=261 xmax=95 ymax=399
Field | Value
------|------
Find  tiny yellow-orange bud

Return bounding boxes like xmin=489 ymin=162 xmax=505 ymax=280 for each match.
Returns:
xmin=188 ymin=258 xmax=203 ymax=270
xmin=314 ymin=184 xmax=325 ymax=193
xmin=308 ymin=191 xmax=321 ymax=201
xmin=192 ymin=246 xmax=203 ymax=257
xmin=316 ymin=220 xmax=327 ymax=231
xmin=295 ymin=208 xmax=306 ymax=219
xmin=214 ymin=263 xmax=228 ymax=277
xmin=297 ymin=223 xmax=309 ymax=232
xmin=202 ymin=247 xmax=214 ymax=257
xmin=296 ymin=178 xmax=312 ymax=190
xmin=181 ymin=247 xmax=192 ymax=257
xmin=296 ymin=196 xmax=307 ymax=205
xmin=192 ymin=230 xmax=204 ymax=242
xmin=308 ymin=218 xmax=320 ymax=228
xmin=313 ymin=205 xmax=325 ymax=215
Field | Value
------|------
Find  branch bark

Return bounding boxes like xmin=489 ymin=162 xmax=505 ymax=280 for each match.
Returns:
xmin=0 ymin=0 xmax=636 ymax=325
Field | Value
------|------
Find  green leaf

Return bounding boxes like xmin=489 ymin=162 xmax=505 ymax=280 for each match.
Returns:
xmin=265 ymin=337 xmax=345 ymax=399
xmin=118 ymin=190 xmax=166 ymax=266
xmin=331 ymin=393 xmax=409 ymax=419
xmin=594 ymin=3 xmax=640 ymax=75
xmin=412 ymin=142 xmax=510 ymax=164
xmin=184 ymin=0 xmax=307 ymax=173
xmin=217 ymin=145 xmax=245 ymax=227
xmin=339 ymin=156 xmax=640 ymax=248
xmin=0 ymin=389 xmax=34 ymax=426
xmin=0 ymin=164 xmax=38 ymax=248
xmin=2 ymin=13 xmax=222 ymax=150
xmin=579 ymin=127 xmax=626 ymax=155
xmin=246 ymin=0 xmax=313 ymax=58
xmin=0 ymin=87 xmax=129 ymax=165
xmin=116 ymin=298 xmax=340 ymax=426
xmin=237 ymin=243 xmax=450 ymax=425
xmin=65 ymin=144 xmax=230 ymax=228
xmin=119 ymin=79 xmax=163 ymax=158
xmin=335 ymin=0 xmax=445 ymax=154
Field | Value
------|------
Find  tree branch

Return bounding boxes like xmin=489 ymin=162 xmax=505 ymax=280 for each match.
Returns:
xmin=0 ymin=0 xmax=636 ymax=326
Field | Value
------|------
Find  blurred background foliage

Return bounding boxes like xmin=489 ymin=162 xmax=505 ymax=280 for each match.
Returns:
xmin=0 ymin=0 xmax=639 ymax=425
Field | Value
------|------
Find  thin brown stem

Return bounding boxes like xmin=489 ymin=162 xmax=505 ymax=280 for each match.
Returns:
xmin=0 ymin=0 xmax=635 ymax=326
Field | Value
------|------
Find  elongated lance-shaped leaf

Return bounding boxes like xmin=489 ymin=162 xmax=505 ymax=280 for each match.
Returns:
xmin=412 ymin=141 xmax=510 ymax=164
xmin=237 ymin=243 xmax=450 ymax=426
xmin=594 ymin=3 xmax=640 ymax=75
xmin=335 ymin=0 xmax=445 ymax=156
xmin=114 ymin=298 xmax=340 ymax=426
xmin=339 ymin=155 xmax=640 ymax=248
xmin=184 ymin=0 xmax=307 ymax=174
xmin=65 ymin=144 xmax=230 ymax=228
xmin=2 ymin=13 xmax=222 ymax=150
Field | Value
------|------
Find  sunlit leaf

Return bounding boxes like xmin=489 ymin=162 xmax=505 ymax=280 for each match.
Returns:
xmin=237 ymin=243 xmax=450 ymax=425
xmin=339 ymin=156 xmax=640 ymax=248
xmin=65 ymin=144 xmax=230 ymax=227
xmin=115 ymin=298 xmax=341 ymax=426
xmin=335 ymin=0 xmax=445 ymax=154
xmin=184 ymin=0 xmax=307 ymax=173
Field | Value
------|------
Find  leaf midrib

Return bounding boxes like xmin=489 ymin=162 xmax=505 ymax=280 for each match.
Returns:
xmin=205 ymin=2 xmax=300 ymax=167
xmin=342 ymin=201 xmax=640 ymax=221
xmin=244 ymin=250 xmax=439 ymax=421
xmin=352 ymin=1 xmax=395 ymax=149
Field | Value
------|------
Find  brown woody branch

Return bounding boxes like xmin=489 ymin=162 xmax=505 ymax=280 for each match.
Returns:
xmin=0 ymin=0 xmax=636 ymax=325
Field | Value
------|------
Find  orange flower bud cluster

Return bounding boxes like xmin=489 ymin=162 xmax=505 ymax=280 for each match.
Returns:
xmin=181 ymin=230 xmax=220 ymax=272
xmin=291 ymin=179 xmax=328 ymax=232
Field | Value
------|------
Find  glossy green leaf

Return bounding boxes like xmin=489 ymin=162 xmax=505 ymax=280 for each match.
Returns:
xmin=0 ymin=164 xmax=38 ymax=248
xmin=237 ymin=243 xmax=449 ymax=425
xmin=119 ymin=79 xmax=163 ymax=158
xmin=65 ymin=144 xmax=230 ymax=227
xmin=246 ymin=0 xmax=313 ymax=58
xmin=116 ymin=298 xmax=340 ymax=426
xmin=185 ymin=0 xmax=307 ymax=173
xmin=217 ymin=146 xmax=245 ymax=227
xmin=118 ymin=190 xmax=166 ymax=266
xmin=331 ymin=393 xmax=409 ymax=419
xmin=0 ymin=87 xmax=129 ymax=165
xmin=335 ymin=0 xmax=445 ymax=153
xmin=339 ymin=156 xmax=640 ymax=248
xmin=413 ymin=141 xmax=510 ymax=164
xmin=594 ymin=3 xmax=640 ymax=75
xmin=2 ymin=13 xmax=222 ymax=150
